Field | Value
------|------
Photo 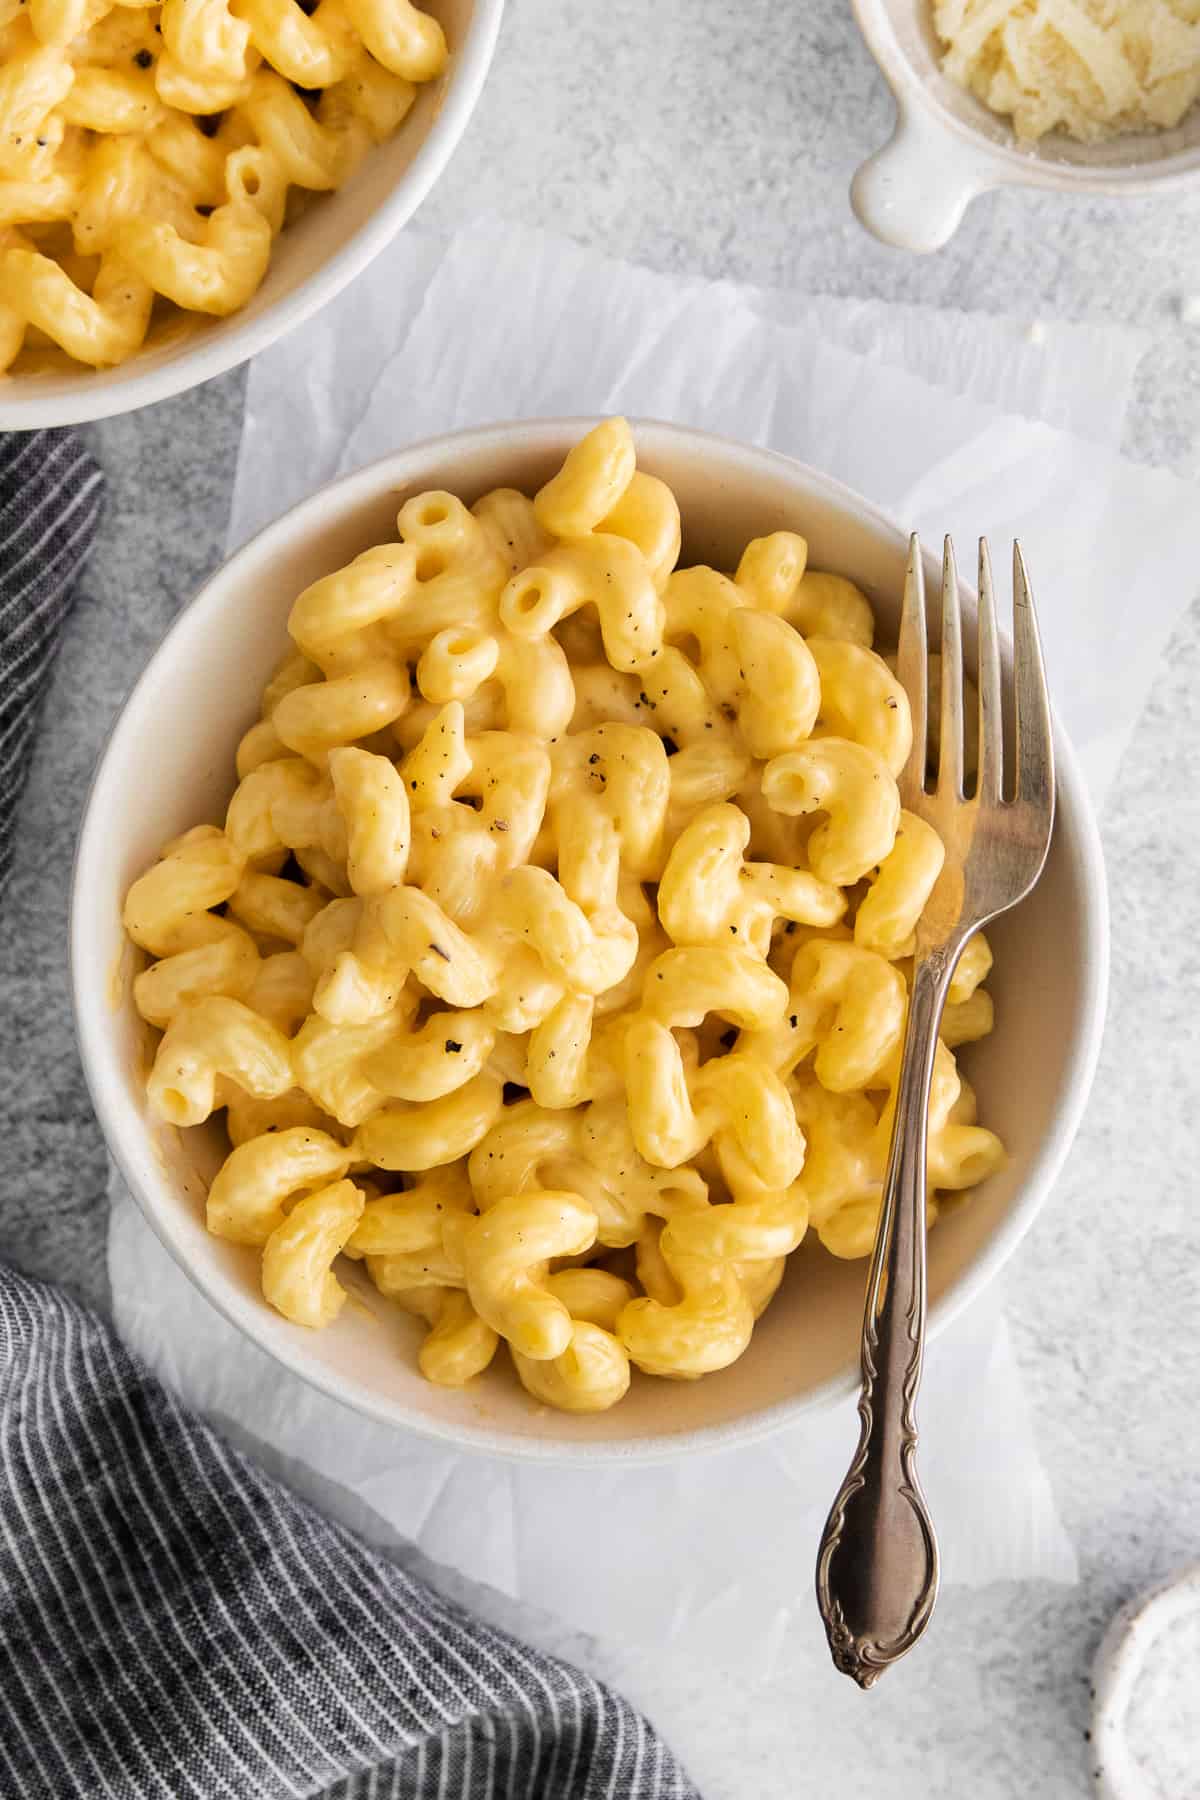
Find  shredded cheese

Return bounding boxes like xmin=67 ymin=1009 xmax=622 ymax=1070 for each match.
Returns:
xmin=934 ymin=0 xmax=1200 ymax=142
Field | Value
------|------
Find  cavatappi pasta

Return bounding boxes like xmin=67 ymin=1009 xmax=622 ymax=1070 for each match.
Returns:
xmin=0 ymin=0 xmax=446 ymax=373
xmin=124 ymin=418 xmax=1006 ymax=1413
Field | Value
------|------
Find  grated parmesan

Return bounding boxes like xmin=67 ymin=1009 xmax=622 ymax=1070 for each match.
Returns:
xmin=933 ymin=0 xmax=1200 ymax=142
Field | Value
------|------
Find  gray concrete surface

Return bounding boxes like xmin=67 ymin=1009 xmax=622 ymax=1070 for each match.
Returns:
xmin=2 ymin=1 xmax=1199 ymax=1795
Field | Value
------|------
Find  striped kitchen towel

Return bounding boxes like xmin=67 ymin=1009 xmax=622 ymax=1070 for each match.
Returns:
xmin=0 ymin=429 xmax=105 ymax=898
xmin=0 ymin=430 xmax=701 ymax=1800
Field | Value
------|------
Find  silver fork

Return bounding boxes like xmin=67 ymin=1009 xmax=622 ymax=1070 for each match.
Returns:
xmin=815 ymin=537 xmax=1055 ymax=1687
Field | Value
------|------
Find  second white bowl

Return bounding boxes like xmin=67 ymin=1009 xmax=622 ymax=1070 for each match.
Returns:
xmin=0 ymin=0 xmax=503 ymax=430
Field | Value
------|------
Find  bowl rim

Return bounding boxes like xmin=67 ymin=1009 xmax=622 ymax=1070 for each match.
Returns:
xmin=0 ymin=0 xmax=505 ymax=433
xmin=71 ymin=415 xmax=1111 ymax=1466
xmin=850 ymin=0 xmax=1200 ymax=195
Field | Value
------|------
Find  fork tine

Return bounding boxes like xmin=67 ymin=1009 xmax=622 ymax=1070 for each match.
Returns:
xmin=976 ymin=539 xmax=1003 ymax=803
xmin=896 ymin=534 xmax=927 ymax=803
xmin=1012 ymin=542 xmax=1054 ymax=806
xmin=936 ymin=537 xmax=964 ymax=798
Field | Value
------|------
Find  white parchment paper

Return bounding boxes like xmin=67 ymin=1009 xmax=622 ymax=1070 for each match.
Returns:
xmin=109 ymin=219 xmax=1200 ymax=1664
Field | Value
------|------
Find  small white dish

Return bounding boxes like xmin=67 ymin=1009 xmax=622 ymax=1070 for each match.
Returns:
xmin=0 ymin=0 xmax=503 ymax=430
xmin=1092 ymin=1564 xmax=1200 ymax=1798
xmin=850 ymin=0 xmax=1200 ymax=251
xmin=71 ymin=417 xmax=1109 ymax=1464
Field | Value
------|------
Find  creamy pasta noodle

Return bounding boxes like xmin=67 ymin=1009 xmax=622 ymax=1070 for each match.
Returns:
xmin=0 ymin=0 xmax=446 ymax=372
xmin=934 ymin=0 xmax=1200 ymax=143
xmin=124 ymin=419 xmax=1006 ymax=1414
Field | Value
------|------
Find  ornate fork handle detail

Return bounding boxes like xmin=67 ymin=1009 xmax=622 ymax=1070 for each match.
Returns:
xmin=815 ymin=949 xmax=953 ymax=1688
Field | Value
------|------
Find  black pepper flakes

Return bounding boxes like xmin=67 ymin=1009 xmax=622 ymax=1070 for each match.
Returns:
xmin=444 ymin=1039 xmax=462 ymax=1054
xmin=133 ymin=48 xmax=153 ymax=66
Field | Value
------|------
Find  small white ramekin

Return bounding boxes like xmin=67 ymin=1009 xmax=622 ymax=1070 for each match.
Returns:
xmin=71 ymin=418 xmax=1109 ymax=1464
xmin=851 ymin=0 xmax=1200 ymax=252
xmin=0 ymin=0 xmax=503 ymax=430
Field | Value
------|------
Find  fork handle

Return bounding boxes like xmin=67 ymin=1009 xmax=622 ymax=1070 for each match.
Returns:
xmin=815 ymin=948 xmax=952 ymax=1687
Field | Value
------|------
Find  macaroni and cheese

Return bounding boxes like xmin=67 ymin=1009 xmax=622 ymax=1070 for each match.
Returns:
xmin=0 ymin=0 xmax=446 ymax=373
xmin=124 ymin=418 xmax=1006 ymax=1414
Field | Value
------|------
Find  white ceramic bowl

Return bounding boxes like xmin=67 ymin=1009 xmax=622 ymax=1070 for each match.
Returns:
xmin=71 ymin=418 xmax=1109 ymax=1464
xmin=851 ymin=0 xmax=1200 ymax=251
xmin=0 ymin=0 xmax=503 ymax=431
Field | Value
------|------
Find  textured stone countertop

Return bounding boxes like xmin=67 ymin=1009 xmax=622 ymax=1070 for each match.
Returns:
xmin=4 ymin=3 xmax=1199 ymax=1796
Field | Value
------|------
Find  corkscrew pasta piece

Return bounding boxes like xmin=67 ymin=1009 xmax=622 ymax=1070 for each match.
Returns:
xmin=244 ymin=950 xmax=318 ymax=1034
xmin=460 ymin=1190 xmax=598 ymax=1361
xmin=225 ymin=1085 xmax=335 ymax=1147
xmin=789 ymin=1074 xmax=882 ymax=1254
xmin=123 ymin=824 xmax=246 ymax=953
xmin=663 ymin=562 xmax=823 ymax=759
xmin=941 ymin=986 xmax=994 ymax=1049
xmin=854 ymin=811 xmax=946 ymax=960
xmin=328 ymin=746 xmax=411 ymax=897
xmin=0 ymin=0 xmax=447 ymax=372
xmin=147 ymin=995 xmax=293 ymax=1126
xmin=348 ymin=1161 xmax=475 ymax=1258
xmin=469 ymin=485 xmax=552 ymax=577
xmin=733 ymin=531 xmax=808 ymax=615
xmin=291 ymin=1005 xmax=415 ymax=1127
xmin=598 ymin=472 xmax=681 ymax=592
xmin=229 ymin=869 xmax=326 ymax=945
xmin=133 ymin=919 xmax=259 ymax=1027
xmin=262 ymin=1179 xmax=364 ymax=1328
xmin=548 ymin=722 xmax=670 ymax=881
xmin=741 ymin=938 xmax=907 ymax=1093
xmin=657 ymin=802 xmax=844 ymax=954
xmin=467 ymin=1095 xmax=707 ymax=1248
xmin=343 ymin=0 xmax=445 ymax=81
xmin=762 ymin=738 xmax=901 ymax=887
xmin=206 ymin=1126 xmax=352 ymax=1244
xmin=501 ymin=535 xmax=665 ymax=673
xmin=807 ymin=638 xmax=912 ymax=776
xmin=782 ymin=569 xmax=875 ymax=647
xmin=624 ymin=947 xmax=803 ymax=1186
xmin=872 ymin=1040 xmax=1006 ymax=1197
xmin=354 ymin=1072 xmax=504 ymax=1171
xmin=385 ymin=1285 xmax=500 ymax=1387
xmin=124 ymin=420 xmax=1009 ymax=1412
xmin=618 ymin=1233 xmax=756 ymax=1379
xmin=950 ymin=930 xmax=993 ymax=1003
xmin=511 ymin=1270 xmax=634 ymax=1413
xmin=532 ymin=416 xmax=637 ymax=539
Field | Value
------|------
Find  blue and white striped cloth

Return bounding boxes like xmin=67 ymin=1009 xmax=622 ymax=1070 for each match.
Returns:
xmin=0 ymin=430 xmax=702 ymax=1800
